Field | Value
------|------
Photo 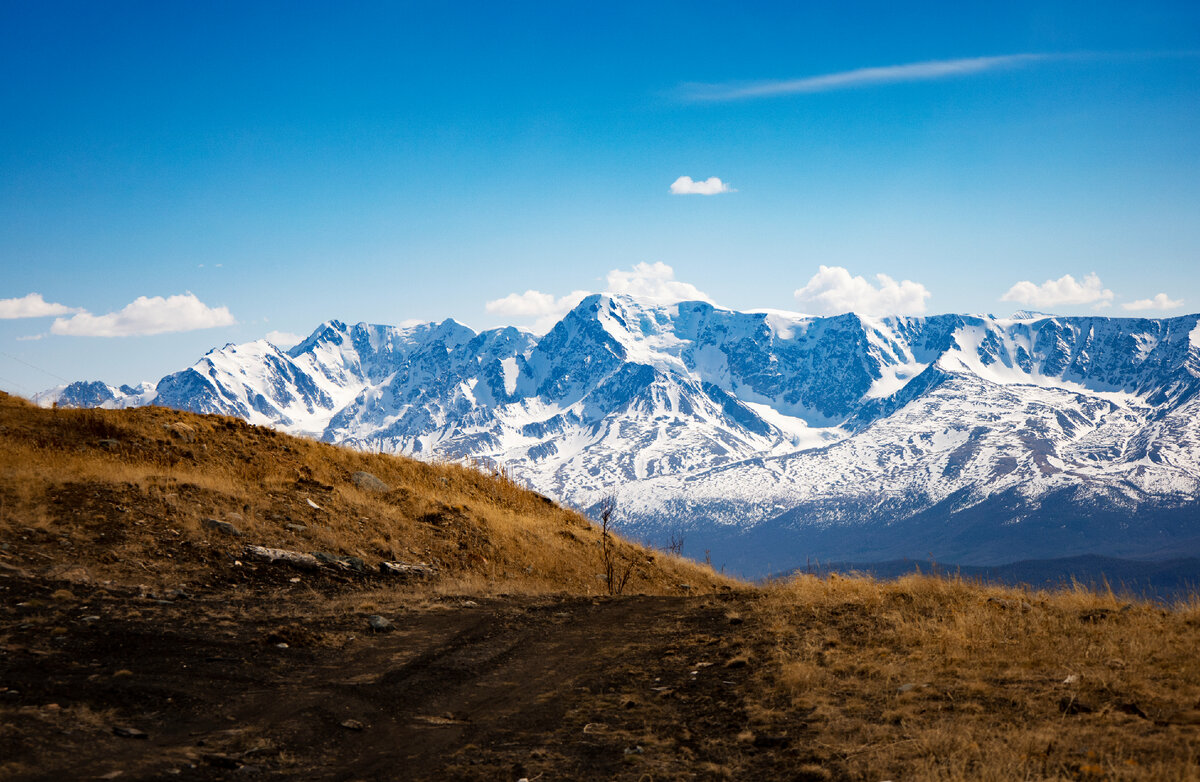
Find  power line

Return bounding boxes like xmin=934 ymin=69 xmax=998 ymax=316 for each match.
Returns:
xmin=0 ymin=351 xmax=71 ymax=384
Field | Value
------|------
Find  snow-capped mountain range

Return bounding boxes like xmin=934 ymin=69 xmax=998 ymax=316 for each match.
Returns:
xmin=36 ymin=294 xmax=1200 ymax=576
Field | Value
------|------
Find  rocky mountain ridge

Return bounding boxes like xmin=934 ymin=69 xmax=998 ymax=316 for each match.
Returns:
xmin=36 ymin=295 xmax=1200 ymax=575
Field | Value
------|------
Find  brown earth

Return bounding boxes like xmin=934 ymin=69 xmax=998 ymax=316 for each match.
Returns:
xmin=4 ymin=393 xmax=1200 ymax=780
xmin=1 ymin=570 xmax=773 ymax=781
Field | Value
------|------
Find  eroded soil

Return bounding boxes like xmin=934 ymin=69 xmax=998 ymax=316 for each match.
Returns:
xmin=0 ymin=572 xmax=803 ymax=781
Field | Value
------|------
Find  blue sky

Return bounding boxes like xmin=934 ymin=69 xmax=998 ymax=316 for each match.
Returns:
xmin=2 ymin=1 xmax=1199 ymax=393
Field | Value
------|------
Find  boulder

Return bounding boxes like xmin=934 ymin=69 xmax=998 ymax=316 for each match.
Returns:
xmin=379 ymin=561 xmax=438 ymax=579
xmin=244 ymin=545 xmax=321 ymax=570
xmin=202 ymin=518 xmax=243 ymax=537
xmin=351 ymin=471 xmax=390 ymax=493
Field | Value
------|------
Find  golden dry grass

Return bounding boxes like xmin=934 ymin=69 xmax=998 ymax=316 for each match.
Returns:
xmin=0 ymin=392 xmax=731 ymax=595
xmin=747 ymin=573 xmax=1200 ymax=780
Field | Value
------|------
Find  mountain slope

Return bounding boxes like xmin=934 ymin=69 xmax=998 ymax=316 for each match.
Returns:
xmin=34 ymin=296 xmax=1200 ymax=575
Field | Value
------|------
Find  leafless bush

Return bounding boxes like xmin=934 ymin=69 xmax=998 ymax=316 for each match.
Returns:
xmin=597 ymin=496 xmax=634 ymax=596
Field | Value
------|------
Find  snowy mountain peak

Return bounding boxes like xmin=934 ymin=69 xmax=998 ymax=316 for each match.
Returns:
xmin=38 ymin=304 xmax=1200 ymax=575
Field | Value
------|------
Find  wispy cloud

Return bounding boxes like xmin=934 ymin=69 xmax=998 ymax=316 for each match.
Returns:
xmin=670 ymin=176 xmax=735 ymax=195
xmin=50 ymin=292 xmax=236 ymax=337
xmin=794 ymin=265 xmax=931 ymax=316
xmin=683 ymin=54 xmax=1049 ymax=101
xmin=1001 ymin=273 xmax=1113 ymax=310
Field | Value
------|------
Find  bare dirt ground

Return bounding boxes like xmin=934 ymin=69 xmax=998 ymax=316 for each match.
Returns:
xmin=1 ymin=571 xmax=796 ymax=781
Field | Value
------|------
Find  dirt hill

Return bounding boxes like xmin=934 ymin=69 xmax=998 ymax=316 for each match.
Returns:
xmin=3 ymin=392 xmax=1200 ymax=780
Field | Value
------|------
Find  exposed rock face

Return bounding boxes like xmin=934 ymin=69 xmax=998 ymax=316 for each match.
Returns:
xmin=35 ymin=295 xmax=1200 ymax=574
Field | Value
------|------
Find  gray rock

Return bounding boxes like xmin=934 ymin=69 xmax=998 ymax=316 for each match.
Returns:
xmin=97 ymin=439 xmax=121 ymax=450
xmin=313 ymin=552 xmax=367 ymax=572
xmin=284 ymin=523 xmax=308 ymax=533
xmin=244 ymin=545 xmax=320 ymax=570
xmin=367 ymin=615 xmax=394 ymax=632
xmin=202 ymin=518 xmax=243 ymax=537
xmin=340 ymin=719 xmax=365 ymax=731
xmin=379 ymin=561 xmax=438 ymax=579
xmin=112 ymin=725 xmax=149 ymax=739
xmin=351 ymin=471 xmax=389 ymax=493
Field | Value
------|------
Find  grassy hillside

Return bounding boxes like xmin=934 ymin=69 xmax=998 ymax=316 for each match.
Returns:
xmin=3 ymin=390 xmax=1200 ymax=780
xmin=0 ymin=392 xmax=730 ymax=594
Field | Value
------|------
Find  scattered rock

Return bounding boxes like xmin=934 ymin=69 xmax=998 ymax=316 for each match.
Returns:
xmin=340 ymin=719 xmax=365 ymax=731
xmin=305 ymin=498 xmax=322 ymax=510
xmin=1079 ymin=609 xmax=1111 ymax=623
xmin=623 ymin=745 xmax=644 ymax=755
xmin=97 ymin=439 xmax=121 ymax=450
xmin=1058 ymin=695 xmax=1095 ymax=715
xmin=351 ymin=471 xmax=389 ymax=493
xmin=1116 ymin=702 xmax=1149 ymax=720
xmin=379 ymin=561 xmax=438 ymax=579
xmin=202 ymin=518 xmax=243 ymax=537
xmin=112 ymin=726 xmax=149 ymax=739
xmin=1062 ymin=673 xmax=1080 ymax=685
xmin=312 ymin=552 xmax=366 ymax=572
xmin=243 ymin=545 xmax=321 ymax=570
xmin=226 ymin=512 xmax=244 ymax=524
xmin=367 ymin=615 xmax=394 ymax=633
xmin=163 ymin=422 xmax=197 ymax=442
xmin=678 ymin=584 xmax=692 ymax=592
xmin=284 ymin=524 xmax=308 ymax=533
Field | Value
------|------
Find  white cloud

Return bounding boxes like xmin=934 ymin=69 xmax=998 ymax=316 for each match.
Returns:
xmin=1122 ymin=293 xmax=1184 ymax=312
xmin=1000 ymin=273 xmax=1113 ymax=310
xmin=670 ymin=176 xmax=734 ymax=195
xmin=793 ymin=265 xmax=931 ymax=316
xmin=265 ymin=330 xmax=304 ymax=348
xmin=484 ymin=262 xmax=714 ymax=333
xmin=50 ymin=292 xmax=236 ymax=337
xmin=605 ymin=262 xmax=716 ymax=304
xmin=485 ymin=289 xmax=591 ymax=333
xmin=0 ymin=293 xmax=81 ymax=319
xmin=684 ymin=54 xmax=1048 ymax=101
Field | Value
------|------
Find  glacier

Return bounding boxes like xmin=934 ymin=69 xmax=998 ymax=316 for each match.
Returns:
xmin=35 ymin=294 xmax=1200 ymax=576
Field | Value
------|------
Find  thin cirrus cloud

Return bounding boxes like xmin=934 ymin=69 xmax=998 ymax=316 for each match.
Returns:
xmin=670 ymin=176 xmax=735 ymax=195
xmin=682 ymin=53 xmax=1049 ymax=101
xmin=49 ymin=292 xmax=236 ymax=337
xmin=1122 ymin=293 xmax=1184 ymax=312
xmin=485 ymin=262 xmax=716 ymax=333
xmin=1000 ymin=273 xmax=1114 ymax=310
xmin=794 ymin=265 xmax=931 ymax=316
xmin=0 ymin=292 xmax=81 ymax=319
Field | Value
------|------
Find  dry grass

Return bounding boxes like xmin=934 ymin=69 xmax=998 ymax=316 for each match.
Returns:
xmin=748 ymin=572 xmax=1200 ymax=780
xmin=0 ymin=392 xmax=731 ymax=595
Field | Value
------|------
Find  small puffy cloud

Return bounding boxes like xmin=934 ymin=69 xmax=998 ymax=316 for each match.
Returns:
xmin=793 ymin=265 xmax=931 ymax=316
xmin=1122 ymin=293 xmax=1184 ymax=312
xmin=50 ymin=292 xmax=236 ymax=337
xmin=605 ymin=262 xmax=716 ymax=304
xmin=265 ymin=330 xmax=304 ymax=348
xmin=670 ymin=176 xmax=734 ymax=195
xmin=0 ymin=293 xmax=81 ymax=319
xmin=1000 ymin=273 xmax=1113 ymax=310
xmin=485 ymin=289 xmax=591 ymax=333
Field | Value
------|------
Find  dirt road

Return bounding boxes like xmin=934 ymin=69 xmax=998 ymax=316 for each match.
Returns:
xmin=1 ymin=574 xmax=813 ymax=780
